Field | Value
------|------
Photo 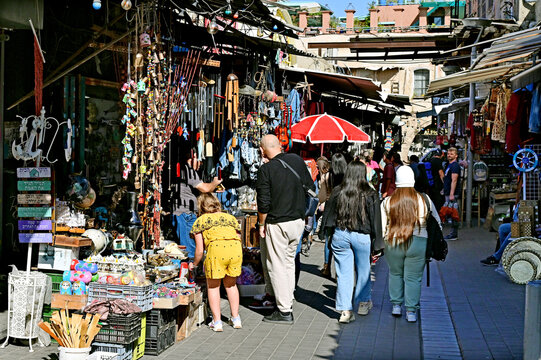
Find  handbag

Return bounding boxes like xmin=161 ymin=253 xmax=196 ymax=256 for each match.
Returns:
xmin=420 ymin=193 xmax=447 ymax=261
xmin=277 ymin=158 xmax=318 ymax=218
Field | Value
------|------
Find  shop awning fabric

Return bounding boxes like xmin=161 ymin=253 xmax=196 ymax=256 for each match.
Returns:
xmin=291 ymin=113 xmax=371 ymax=144
xmin=426 ymin=64 xmax=527 ymax=95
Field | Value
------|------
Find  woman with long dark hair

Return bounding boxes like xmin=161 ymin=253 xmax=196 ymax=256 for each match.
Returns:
xmin=381 ymin=166 xmax=441 ymax=323
xmin=319 ymin=153 xmax=348 ymax=277
xmin=322 ymin=160 xmax=383 ymax=323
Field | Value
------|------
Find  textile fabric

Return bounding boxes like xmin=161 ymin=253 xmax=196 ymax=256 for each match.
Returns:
xmin=385 ymin=235 xmax=427 ymax=311
xmin=190 ymin=212 xmax=241 ymax=247
xmin=331 ymin=229 xmax=372 ymax=311
xmin=172 ymin=212 xmax=197 ymax=258
xmin=204 ymin=240 xmax=242 ymax=279
xmin=262 ymin=218 xmax=304 ymax=312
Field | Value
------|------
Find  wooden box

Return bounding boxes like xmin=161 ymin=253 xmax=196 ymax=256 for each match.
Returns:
xmin=51 ymin=294 xmax=88 ymax=310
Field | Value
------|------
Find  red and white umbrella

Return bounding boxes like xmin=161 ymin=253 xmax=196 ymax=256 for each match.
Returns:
xmin=291 ymin=113 xmax=370 ymax=144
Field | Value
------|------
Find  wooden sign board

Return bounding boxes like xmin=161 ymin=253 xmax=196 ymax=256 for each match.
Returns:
xmin=19 ymin=233 xmax=53 ymax=243
xmin=17 ymin=167 xmax=51 ymax=178
xmin=17 ymin=194 xmax=52 ymax=205
xmin=17 ymin=181 xmax=51 ymax=191
xmin=18 ymin=207 xmax=53 ymax=218
xmin=18 ymin=220 xmax=53 ymax=231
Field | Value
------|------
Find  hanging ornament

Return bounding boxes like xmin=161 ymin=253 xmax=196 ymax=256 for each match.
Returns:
xmin=140 ymin=33 xmax=151 ymax=48
xmin=273 ymin=24 xmax=278 ymax=31
xmin=207 ymin=18 xmax=219 ymax=34
xmin=225 ymin=5 xmax=232 ymax=15
xmin=92 ymin=0 xmax=102 ymax=10
xmin=233 ymin=12 xmax=239 ymax=19
xmin=121 ymin=0 xmax=132 ymax=10
xmin=257 ymin=27 xmax=264 ymax=37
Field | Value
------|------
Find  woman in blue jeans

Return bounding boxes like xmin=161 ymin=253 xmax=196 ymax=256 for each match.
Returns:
xmin=321 ymin=160 xmax=383 ymax=323
xmin=381 ymin=166 xmax=441 ymax=323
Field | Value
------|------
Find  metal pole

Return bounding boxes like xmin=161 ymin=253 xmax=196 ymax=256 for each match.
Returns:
xmin=0 ymin=31 xmax=7 ymax=257
xmin=466 ymin=28 xmax=484 ymax=228
xmin=524 ymin=280 xmax=541 ymax=360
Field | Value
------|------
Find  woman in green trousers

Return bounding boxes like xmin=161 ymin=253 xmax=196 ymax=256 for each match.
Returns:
xmin=381 ymin=166 xmax=441 ymax=322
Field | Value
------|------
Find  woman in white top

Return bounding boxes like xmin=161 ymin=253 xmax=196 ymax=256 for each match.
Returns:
xmin=381 ymin=166 xmax=441 ymax=323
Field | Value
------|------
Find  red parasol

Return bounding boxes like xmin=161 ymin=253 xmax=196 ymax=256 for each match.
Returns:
xmin=291 ymin=113 xmax=370 ymax=144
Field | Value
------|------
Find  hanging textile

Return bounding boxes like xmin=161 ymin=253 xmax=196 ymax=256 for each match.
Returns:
xmin=506 ymin=90 xmax=532 ymax=153
xmin=529 ymin=83 xmax=541 ymax=134
xmin=492 ymin=85 xmax=511 ymax=143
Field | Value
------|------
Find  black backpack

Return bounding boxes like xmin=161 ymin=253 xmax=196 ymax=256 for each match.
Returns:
xmin=420 ymin=193 xmax=447 ymax=261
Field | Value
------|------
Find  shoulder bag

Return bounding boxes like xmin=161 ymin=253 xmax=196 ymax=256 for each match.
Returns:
xmin=277 ymin=158 xmax=319 ymax=218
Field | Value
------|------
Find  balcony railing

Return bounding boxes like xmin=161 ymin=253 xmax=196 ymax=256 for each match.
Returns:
xmin=305 ymin=24 xmax=450 ymax=35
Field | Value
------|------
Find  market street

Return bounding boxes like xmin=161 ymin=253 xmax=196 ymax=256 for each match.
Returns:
xmin=0 ymin=227 xmax=525 ymax=360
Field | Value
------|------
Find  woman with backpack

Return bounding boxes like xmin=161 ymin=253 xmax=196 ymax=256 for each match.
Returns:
xmin=381 ymin=166 xmax=441 ymax=323
xmin=321 ymin=160 xmax=383 ymax=323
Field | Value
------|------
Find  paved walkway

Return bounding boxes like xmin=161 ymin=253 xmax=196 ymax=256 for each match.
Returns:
xmin=0 ymin=227 xmax=526 ymax=360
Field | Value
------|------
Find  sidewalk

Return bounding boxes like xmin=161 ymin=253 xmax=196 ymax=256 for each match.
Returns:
xmin=0 ymin=227 xmax=526 ymax=360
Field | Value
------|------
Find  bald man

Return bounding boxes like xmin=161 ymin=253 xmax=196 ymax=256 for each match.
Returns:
xmin=256 ymin=135 xmax=315 ymax=324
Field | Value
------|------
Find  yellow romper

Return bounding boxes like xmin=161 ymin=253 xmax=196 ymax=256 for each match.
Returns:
xmin=190 ymin=212 xmax=243 ymax=279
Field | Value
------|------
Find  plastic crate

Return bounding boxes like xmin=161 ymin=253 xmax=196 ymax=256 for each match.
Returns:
xmin=43 ymin=271 xmax=63 ymax=293
xmin=88 ymin=351 xmax=119 ymax=360
xmin=147 ymin=309 xmax=176 ymax=328
xmin=93 ymin=342 xmax=133 ymax=360
xmin=88 ymin=284 xmax=153 ymax=311
xmin=95 ymin=313 xmax=141 ymax=344
xmin=132 ymin=312 xmax=146 ymax=360
xmin=144 ymin=322 xmax=176 ymax=356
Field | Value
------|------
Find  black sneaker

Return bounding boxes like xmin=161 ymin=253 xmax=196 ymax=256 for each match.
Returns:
xmin=248 ymin=296 xmax=276 ymax=310
xmin=480 ymin=255 xmax=499 ymax=266
xmin=444 ymin=234 xmax=458 ymax=241
xmin=263 ymin=310 xmax=294 ymax=325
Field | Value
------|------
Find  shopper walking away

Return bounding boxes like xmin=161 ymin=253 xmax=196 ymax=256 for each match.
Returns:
xmin=381 ymin=166 xmax=441 ymax=323
xmin=443 ymin=147 xmax=461 ymax=241
xmin=322 ymin=160 xmax=383 ymax=323
xmin=191 ymin=194 xmax=243 ymax=332
xmin=381 ymin=151 xmax=396 ymax=199
xmin=256 ymin=135 xmax=315 ymax=324
xmin=319 ymin=153 xmax=348 ymax=277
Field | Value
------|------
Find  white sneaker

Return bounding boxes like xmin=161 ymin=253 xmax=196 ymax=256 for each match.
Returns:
xmin=338 ymin=311 xmax=355 ymax=323
xmin=406 ymin=311 xmax=417 ymax=323
xmin=209 ymin=320 xmax=223 ymax=332
xmin=229 ymin=316 xmax=242 ymax=329
xmin=357 ymin=301 xmax=373 ymax=316
xmin=392 ymin=305 xmax=402 ymax=317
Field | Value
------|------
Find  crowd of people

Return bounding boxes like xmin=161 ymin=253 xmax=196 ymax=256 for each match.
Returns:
xmin=180 ymin=135 xmax=467 ymax=330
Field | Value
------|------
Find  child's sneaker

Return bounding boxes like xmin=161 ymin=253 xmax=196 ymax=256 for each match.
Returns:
xmin=209 ymin=320 xmax=223 ymax=332
xmin=228 ymin=316 xmax=242 ymax=329
xmin=406 ymin=311 xmax=417 ymax=323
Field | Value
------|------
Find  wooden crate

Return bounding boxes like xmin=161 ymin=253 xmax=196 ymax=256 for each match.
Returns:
xmin=51 ymin=294 xmax=88 ymax=310
xmin=53 ymin=235 xmax=92 ymax=247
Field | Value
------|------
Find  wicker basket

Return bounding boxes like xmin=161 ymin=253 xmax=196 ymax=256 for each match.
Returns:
xmin=503 ymin=248 xmax=541 ymax=279
xmin=505 ymin=256 xmax=538 ymax=285
xmin=501 ymin=237 xmax=541 ymax=267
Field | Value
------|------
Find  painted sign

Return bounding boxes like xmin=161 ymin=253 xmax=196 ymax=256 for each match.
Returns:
xmin=19 ymin=233 xmax=53 ymax=243
xmin=17 ymin=194 xmax=52 ymax=205
xmin=18 ymin=207 xmax=53 ymax=218
xmin=17 ymin=181 xmax=51 ymax=191
xmin=18 ymin=220 xmax=53 ymax=231
xmin=17 ymin=167 xmax=51 ymax=178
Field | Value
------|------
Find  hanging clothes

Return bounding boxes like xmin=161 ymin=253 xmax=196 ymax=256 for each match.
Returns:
xmin=286 ymin=88 xmax=301 ymax=124
xmin=492 ymin=85 xmax=511 ymax=143
xmin=506 ymin=89 xmax=532 ymax=153
xmin=529 ymin=83 xmax=541 ymax=134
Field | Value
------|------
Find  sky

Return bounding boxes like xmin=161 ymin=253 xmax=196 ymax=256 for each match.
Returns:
xmin=319 ymin=0 xmax=372 ymax=18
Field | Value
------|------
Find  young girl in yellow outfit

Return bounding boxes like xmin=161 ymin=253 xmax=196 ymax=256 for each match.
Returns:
xmin=191 ymin=193 xmax=243 ymax=332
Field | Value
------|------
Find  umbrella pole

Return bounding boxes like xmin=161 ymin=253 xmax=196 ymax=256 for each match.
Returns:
xmin=320 ymin=143 xmax=324 ymax=157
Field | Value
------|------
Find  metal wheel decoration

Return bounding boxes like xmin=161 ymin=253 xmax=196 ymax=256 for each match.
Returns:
xmin=513 ymin=148 xmax=538 ymax=172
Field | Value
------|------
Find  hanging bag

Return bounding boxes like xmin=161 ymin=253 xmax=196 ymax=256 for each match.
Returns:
xmin=420 ymin=193 xmax=447 ymax=261
xmin=277 ymin=158 xmax=319 ymax=218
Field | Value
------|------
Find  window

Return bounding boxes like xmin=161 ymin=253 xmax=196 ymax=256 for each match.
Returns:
xmin=413 ymin=69 xmax=430 ymax=97
xmin=391 ymin=82 xmax=399 ymax=94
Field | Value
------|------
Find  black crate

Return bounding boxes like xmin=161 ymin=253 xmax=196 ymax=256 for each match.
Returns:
xmin=94 ymin=313 xmax=142 ymax=344
xmin=145 ymin=322 xmax=175 ymax=356
xmin=147 ymin=309 xmax=176 ymax=328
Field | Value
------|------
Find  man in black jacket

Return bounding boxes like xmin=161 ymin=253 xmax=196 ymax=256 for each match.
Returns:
xmin=256 ymin=135 xmax=315 ymax=324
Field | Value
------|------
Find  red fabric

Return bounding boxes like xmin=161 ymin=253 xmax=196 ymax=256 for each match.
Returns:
xmin=505 ymin=90 xmax=531 ymax=153
xmin=291 ymin=113 xmax=370 ymax=144
xmin=34 ymin=34 xmax=43 ymax=115
xmin=381 ymin=164 xmax=396 ymax=196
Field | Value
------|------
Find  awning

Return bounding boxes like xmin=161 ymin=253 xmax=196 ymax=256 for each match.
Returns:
xmin=427 ymin=64 xmax=528 ymax=95
xmin=511 ymin=62 xmax=541 ymax=90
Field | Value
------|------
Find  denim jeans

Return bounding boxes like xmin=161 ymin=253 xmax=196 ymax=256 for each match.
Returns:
xmin=331 ymin=229 xmax=372 ymax=311
xmin=172 ymin=212 xmax=197 ymax=258
xmin=385 ymin=236 xmax=427 ymax=311
xmin=324 ymin=233 xmax=332 ymax=265
xmin=494 ymin=223 xmax=512 ymax=260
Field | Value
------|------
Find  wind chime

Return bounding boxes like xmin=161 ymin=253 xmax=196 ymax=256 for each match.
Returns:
xmin=119 ymin=8 xmax=200 ymax=248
